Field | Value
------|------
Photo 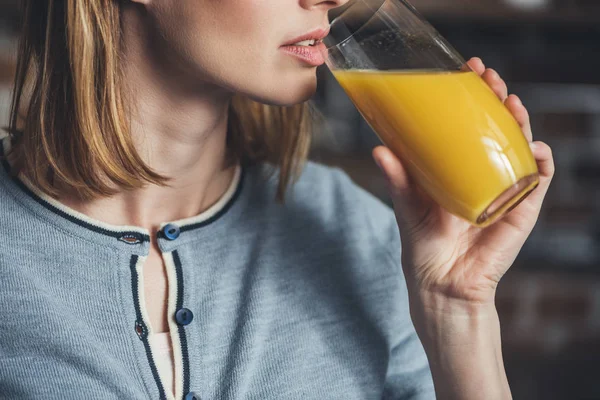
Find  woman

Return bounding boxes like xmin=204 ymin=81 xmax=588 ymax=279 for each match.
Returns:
xmin=0 ymin=0 xmax=553 ymax=399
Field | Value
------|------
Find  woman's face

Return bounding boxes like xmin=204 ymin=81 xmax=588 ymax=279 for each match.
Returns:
xmin=141 ymin=0 xmax=349 ymax=106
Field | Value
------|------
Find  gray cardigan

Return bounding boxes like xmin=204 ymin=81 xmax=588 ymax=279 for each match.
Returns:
xmin=0 ymin=135 xmax=434 ymax=400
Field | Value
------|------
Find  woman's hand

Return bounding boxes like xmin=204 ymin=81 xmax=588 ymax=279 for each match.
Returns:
xmin=373 ymin=57 xmax=555 ymax=306
xmin=373 ymin=57 xmax=554 ymax=400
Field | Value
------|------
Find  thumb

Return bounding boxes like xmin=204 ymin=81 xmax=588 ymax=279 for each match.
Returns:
xmin=372 ymin=145 xmax=412 ymax=198
xmin=372 ymin=146 xmax=433 ymax=230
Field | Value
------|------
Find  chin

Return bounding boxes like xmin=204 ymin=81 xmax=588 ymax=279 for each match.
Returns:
xmin=249 ymin=71 xmax=318 ymax=107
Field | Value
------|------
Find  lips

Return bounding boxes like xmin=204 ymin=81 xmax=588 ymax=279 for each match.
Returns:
xmin=280 ymin=27 xmax=330 ymax=66
xmin=282 ymin=27 xmax=330 ymax=47
xmin=280 ymin=42 xmax=327 ymax=67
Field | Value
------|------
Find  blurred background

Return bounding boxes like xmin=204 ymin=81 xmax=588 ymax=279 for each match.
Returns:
xmin=1 ymin=0 xmax=599 ymax=399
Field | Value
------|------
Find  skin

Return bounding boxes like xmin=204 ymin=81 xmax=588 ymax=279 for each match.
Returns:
xmin=61 ymin=0 xmax=335 ymax=228
xmin=61 ymin=0 xmax=554 ymax=398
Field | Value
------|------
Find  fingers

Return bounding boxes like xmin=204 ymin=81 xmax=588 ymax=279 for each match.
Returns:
xmin=505 ymin=94 xmax=533 ymax=142
xmin=530 ymin=141 xmax=555 ymax=181
xmin=517 ymin=141 xmax=554 ymax=213
xmin=482 ymin=68 xmax=508 ymax=102
xmin=467 ymin=57 xmax=509 ymax=102
xmin=467 ymin=57 xmax=533 ymax=143
xmin=466 ymin=57 xmax=485 ymax=75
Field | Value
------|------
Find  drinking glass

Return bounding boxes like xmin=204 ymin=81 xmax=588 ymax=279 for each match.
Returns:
xmin=323 ymin=0 xmax=539 ymax=227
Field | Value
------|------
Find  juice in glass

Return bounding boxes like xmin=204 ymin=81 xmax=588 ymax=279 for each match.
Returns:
xmin=333 ymin=69 xmax=539 ymax=226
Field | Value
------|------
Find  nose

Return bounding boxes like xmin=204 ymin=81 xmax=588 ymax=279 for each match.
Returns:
xmin=300 ymin=0 xmax=351 ymax=11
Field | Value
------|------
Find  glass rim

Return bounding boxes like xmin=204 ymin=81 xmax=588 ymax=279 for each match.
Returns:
xmin=326 ymin=0 xmax=389 ymax=51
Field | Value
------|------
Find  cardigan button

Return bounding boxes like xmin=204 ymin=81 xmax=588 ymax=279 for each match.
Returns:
xmin=185 ymin=392 xmax=200 ymax=400
xmin=162 ymin=224 xmax=180 ymax=240
xmin=175 ymin=308 xmax=194 ymax=326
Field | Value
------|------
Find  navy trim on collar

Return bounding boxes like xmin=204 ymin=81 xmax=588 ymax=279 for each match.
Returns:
xmin=0 ymin=137 xmax=244 ymax=244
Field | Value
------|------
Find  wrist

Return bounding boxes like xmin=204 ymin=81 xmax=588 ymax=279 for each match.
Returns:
xmin=407 ymin=290 xmax=499 ymax=346
xmin=409 ymin=289 xmax=496 ymax=317
xmin=408 ymin=291 xmax=511 ymax=400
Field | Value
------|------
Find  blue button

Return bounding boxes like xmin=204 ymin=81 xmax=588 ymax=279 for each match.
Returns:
xmin=185 ymin=392 xmax=200 ymax=400
xmin=162 ymin=224 xmax=180 ymax=240
xmin=175 ymin=308 xmax=194 ymax=326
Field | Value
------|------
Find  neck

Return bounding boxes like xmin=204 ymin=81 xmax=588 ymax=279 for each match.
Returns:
xmin=59 ymin=5 xmax=238 ymax=234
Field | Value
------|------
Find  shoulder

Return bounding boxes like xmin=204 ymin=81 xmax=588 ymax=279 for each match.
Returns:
xmin=0 ymin=163 xmax=20 ymax=238
xmin=300 ymin=161 xmax=401 ymax=263
xmin=0 ymin=136 xmax=26 ymax=238
xmin=245 ymin=160 xmax=401 ymax=268
xmin=298 ymin=161 xmax=392 ymax=217
xmin=294 ymin=161 xmax=397 ymax=241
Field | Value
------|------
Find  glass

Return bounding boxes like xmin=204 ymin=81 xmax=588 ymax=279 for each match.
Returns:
xmin=323 ymin=0 xmax=539 ymax=227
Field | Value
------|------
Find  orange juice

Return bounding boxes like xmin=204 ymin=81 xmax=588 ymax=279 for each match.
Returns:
xmin=333 ymin=70 xmax=539 ymax=226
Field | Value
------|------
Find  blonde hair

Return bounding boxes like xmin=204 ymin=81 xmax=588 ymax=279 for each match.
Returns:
xmin=5 ymin=0 xmax=316 ymax=202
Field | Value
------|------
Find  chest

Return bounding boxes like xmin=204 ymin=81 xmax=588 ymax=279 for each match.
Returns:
xmin=0 ymin=243 xmax=397 ymax=400
xmin=142 ymin=247 xmax=171 ymax=334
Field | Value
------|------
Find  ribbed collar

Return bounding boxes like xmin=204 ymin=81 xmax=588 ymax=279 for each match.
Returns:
xmin=0 ymin=134 xmax=247 ymax=255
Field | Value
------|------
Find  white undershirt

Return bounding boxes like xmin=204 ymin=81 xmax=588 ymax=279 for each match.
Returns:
xmin=148 ymin=332 xmax=175 ymax=398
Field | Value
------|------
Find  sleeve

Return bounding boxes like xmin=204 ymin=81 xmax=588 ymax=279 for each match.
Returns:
xmin=380 ymin=226 xmax=436 ymax=400
xmin=341 ymin=170 xmax=436 ymax=400
xmin=381 ymin=286 xmax=436 ymax=400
